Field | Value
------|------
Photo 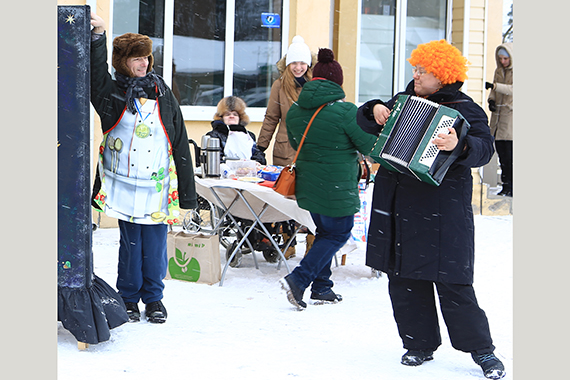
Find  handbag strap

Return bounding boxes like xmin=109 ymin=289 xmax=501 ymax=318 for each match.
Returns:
xmin=291 ymin=103 xmax=326 ymax=165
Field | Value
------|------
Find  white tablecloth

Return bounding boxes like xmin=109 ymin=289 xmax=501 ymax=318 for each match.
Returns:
xmin=194 ymin=177 xmax=316 ymax=234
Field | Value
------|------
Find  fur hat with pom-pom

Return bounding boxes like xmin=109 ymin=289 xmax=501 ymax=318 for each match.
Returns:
xmin=112 ymin=33 xmax=154 ymax=77
xmin=312 ymin=48 xmax=343 ymax=86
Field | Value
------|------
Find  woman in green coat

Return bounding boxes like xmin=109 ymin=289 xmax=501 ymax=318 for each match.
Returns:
xmin=279 ymin=49 xmax=377 ymax=310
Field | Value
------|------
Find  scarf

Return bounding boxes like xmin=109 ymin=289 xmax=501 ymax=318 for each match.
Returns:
xmin=295 ymin=76 xmax=307 ymax=88
xmin=211 ymin=120 xmax=248 ymax=134
xmin=115 ymin=69 xmax=168 ymax=114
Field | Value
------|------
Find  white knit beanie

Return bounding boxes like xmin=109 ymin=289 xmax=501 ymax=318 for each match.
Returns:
xmin=285 ymin=36 xmax=312 ymax=66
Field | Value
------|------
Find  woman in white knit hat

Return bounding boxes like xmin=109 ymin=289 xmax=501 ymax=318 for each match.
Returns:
xmin=257 ymin=36 xmax=316 ymax=167
xmin=257 ymin=36 xmax=317 ymax=260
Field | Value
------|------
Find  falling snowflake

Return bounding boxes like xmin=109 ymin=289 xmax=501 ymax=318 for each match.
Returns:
xmin=65 ymin=14 xmax=75 ymax=24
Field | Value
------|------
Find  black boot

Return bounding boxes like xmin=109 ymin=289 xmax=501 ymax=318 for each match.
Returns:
xmin=145 ymin=300 xmax=167 ymax=324
xmin=401 ymin=349 xmax=434 ymax=366
xmin=279 ymin=275 xmax=306 ymax=310
xmin=471 ymin=352 xmax=505 ymax=379
xmin=310 ymin=290 xmax=343 ymax=304
xmin=498 ymin=185 xmax=512 ymax=197
xmin=124 ymin=302 xmax=140 ymax=323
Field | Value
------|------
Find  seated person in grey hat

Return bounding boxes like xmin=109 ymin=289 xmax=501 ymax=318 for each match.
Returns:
xmin=89 ymin=13 xmax=197 ymax=324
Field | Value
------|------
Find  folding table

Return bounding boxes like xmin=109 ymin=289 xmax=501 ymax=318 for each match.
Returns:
xmin=194 ymin=176 xmax=317 ymax=286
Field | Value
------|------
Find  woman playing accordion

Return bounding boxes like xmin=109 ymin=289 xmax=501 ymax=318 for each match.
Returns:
xmin=357 ymin=40 xmax=505 ymax=380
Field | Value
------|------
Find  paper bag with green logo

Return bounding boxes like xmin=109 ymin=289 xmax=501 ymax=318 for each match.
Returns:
xmin=165 ymin=231 xmax=221 ymax=285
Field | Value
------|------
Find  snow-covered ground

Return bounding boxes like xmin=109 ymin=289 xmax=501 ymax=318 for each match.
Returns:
xmin=57 ymin=215 xmax=512 ymax=380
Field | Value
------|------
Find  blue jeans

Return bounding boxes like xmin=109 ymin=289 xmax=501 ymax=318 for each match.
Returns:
xmin=117 ymin=220 xmax=168 ymax=304
xmin=287 ymin=213 xmax=354 ymax=295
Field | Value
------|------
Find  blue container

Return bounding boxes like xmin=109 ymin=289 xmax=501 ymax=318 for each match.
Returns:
xmin=260 ymin=166 xmax=282 ymax=181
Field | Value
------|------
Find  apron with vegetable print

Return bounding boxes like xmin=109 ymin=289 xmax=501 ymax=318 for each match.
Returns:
xmin=93 ymin=98 xmax=181 ymax=225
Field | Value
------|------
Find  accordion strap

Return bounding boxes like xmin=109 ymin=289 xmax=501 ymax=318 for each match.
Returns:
xmin=291 ymin=103 xmax=326 ymax=165
xmin=439 ymin=99 xmax=471 ymax=105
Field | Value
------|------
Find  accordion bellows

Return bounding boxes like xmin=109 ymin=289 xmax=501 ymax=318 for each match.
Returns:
xmin=370 ymin=95 xmax=470 ymax=186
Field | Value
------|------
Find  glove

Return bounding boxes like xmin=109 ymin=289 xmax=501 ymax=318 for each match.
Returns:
xmin=258 ymin=145 xmax=267 ymax=153
xmin=488 ymin=99 xmax=497 ymax=112
xmin=485 ymin=82 xmax=494 ymax=90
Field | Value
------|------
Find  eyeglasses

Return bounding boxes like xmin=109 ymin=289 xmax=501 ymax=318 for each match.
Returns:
xmin=412 ymin=66 xmax=428 ymax=76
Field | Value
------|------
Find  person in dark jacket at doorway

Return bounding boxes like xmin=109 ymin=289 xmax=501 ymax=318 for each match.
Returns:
xmin=486 ymin=42 xmax=513 ymax=197
xmin=357 ymin=40 xmax=505 ymax=380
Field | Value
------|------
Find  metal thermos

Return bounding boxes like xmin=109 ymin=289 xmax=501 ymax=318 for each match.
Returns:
xmin=205 ymin=137 xmax=222 ymax=177
xmin=200 ymin=135 xmax=210 ymax=178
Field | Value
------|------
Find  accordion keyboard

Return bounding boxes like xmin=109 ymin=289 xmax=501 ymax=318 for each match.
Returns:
xmin=418 ymin=115 xmax=456 ymax=167
xmin=381 ymin=97 xmax=438 ymax=166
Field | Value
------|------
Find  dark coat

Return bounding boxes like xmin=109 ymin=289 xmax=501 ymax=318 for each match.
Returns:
xmin=357 ymin=81 xmax=494 ymax=285
xmin=286 ymin=79 xmax=377 ymax=217
xmin=90 ymin=33 xmax=197 ymax=210
xmin=206 ymin=120 xmax=267 ymax=165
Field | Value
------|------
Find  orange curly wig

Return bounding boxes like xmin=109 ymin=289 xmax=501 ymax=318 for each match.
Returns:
xmin=408 ymin=40 xmax=469 ymax=85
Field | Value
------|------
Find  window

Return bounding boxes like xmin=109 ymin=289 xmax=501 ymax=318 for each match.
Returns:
xmin=112 ymin=0 xmax=165 ymax=74
xmin=359 ymin=0 xmax=396 ymax=103
xmin=172 ymin=1 xmax=226 ymax=106
xmin=113 ymin=0 xmax=285 ymax=121
xmin=358 ymin=0 xmax=448 ymax=103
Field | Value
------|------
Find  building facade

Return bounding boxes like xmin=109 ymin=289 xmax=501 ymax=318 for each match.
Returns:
xmin=57 ymin=0 xmax=506 ymax=225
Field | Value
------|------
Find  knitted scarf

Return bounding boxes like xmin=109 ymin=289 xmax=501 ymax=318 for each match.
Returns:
xmin=115 ymin=69 xmax=168 ymax=114
xmin=295 ymin=76 xmax=307 ymax=88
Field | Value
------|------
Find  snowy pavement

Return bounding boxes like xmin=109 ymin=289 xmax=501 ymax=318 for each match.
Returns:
xmin=57 ymin=215 xmax=512 ymax=380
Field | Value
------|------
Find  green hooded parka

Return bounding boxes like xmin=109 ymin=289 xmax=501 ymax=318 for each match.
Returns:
xmin=286 ymin=79 xmax=377 ymax=217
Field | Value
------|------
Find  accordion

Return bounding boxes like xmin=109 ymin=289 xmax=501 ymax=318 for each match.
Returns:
xmin=370 ymin=95 xmax=471 ymax=186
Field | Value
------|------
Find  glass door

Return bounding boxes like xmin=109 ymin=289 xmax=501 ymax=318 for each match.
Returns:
xmin=358 ymin=0 xmax=448 ymax=103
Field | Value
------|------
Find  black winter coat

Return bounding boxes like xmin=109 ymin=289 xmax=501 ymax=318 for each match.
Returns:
xmin=357 ymin=81 xmax=494 ymax=285
xmin=206 ymin=120 xmax=267 ymax=165
xmin=90 ymin=33 xmax=197 ymax=210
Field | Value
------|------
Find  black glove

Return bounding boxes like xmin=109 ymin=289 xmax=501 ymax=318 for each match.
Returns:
xmin=488 ymin=99 xmax=497 ymax=112
xmin=485 ymin=82 xmax=494 ymax=90
xmin=258 ymin=145 xmax=267 ymax=153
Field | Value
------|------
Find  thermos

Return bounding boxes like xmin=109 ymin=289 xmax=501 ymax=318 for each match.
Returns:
xmin=205 ymin=136 xmax=221 ymax=178
xmin=200 ymin=135 xmax=210 ymax=178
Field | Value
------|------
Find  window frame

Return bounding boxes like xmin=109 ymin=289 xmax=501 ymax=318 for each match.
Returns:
xmin=356 ymin=0 xmax=451 ymax=106
xmin=158 ymin=0 xmax=289 ymax=122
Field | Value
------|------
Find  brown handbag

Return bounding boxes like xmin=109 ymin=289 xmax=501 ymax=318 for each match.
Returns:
xmin=273 ymin=104 xmax=326 ymax=197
